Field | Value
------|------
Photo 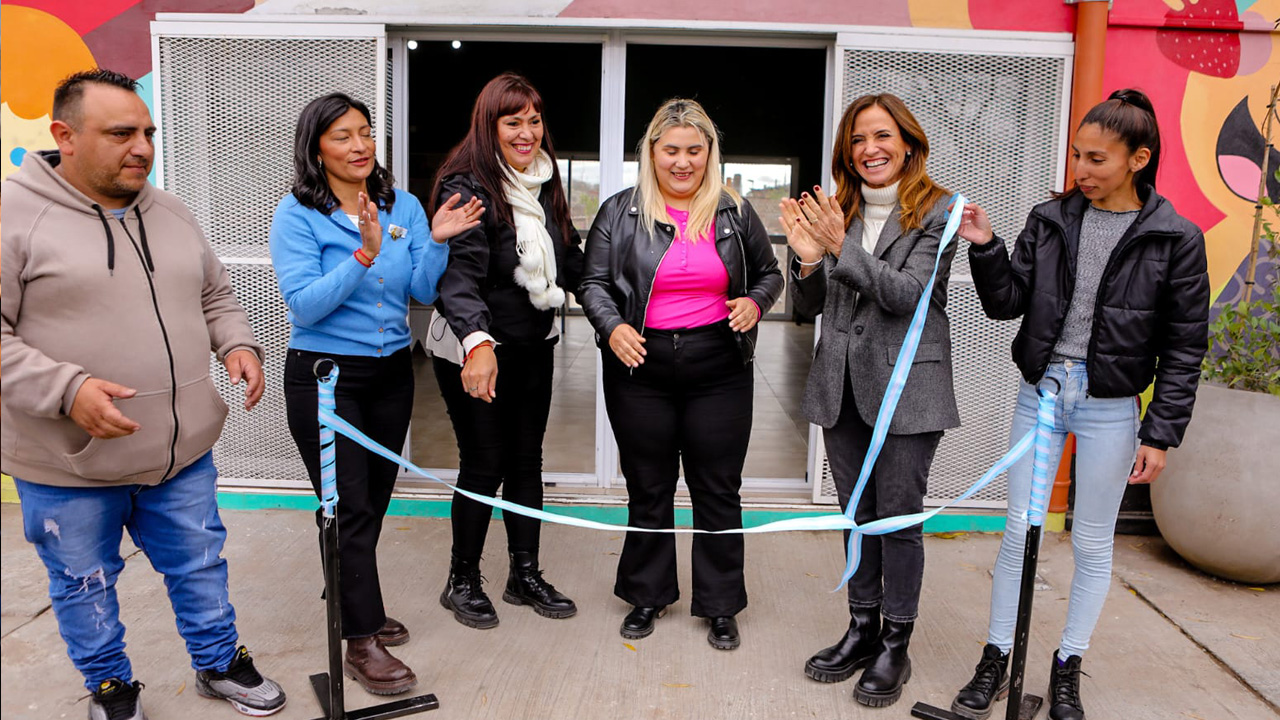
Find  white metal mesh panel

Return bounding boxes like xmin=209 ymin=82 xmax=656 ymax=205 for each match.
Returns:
xmin=211 ymin=263 xmax=307 ymax=481
xmin=815 ymin=46 xmax=1067 ymax=505
xmin=158 ymin=36 xmax=380 ymax=259
xmin=157 ymin=33 xmax=382 ymax=484
xmin=841 ymin=48 xmax=1065 ymax=276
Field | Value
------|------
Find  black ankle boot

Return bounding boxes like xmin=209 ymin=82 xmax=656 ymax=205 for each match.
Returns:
xmin=439 ymin=555 xmax=498 ymax=629
xmin=804 ymin=606 xmax=881 ymax=683
xmin=1047 ymin=651 xmax=1086 ymax=720
xmin=854 ymin=619 xmax=913 ymax=707
xmin=502 ymin=550 xmax=577 ymax=619
xmin=951 ymin=643 xmax=1010 ymax=719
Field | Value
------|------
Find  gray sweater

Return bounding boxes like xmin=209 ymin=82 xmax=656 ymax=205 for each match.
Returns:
xmin=1051 ymin=205 xmax=1139 ymax=361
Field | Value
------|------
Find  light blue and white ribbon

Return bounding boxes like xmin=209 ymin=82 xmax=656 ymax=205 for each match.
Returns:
xmin=313 ymin=194 xmax=1056 ymax=590
xmin=836 ymin=193 xmax=966 ymax=588
xmin=316 ymin=365 xmax=341 ymax=518
xmin=1026 ymin=386 xmax=1057 ymax=527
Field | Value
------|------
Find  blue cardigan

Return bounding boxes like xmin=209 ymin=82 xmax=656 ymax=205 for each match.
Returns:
xmin=269 ymin=188 xmax=448 ymax=357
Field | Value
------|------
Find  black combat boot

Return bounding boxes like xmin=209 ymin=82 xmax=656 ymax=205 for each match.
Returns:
xmin=951 ymin=643 xmax=1011 ymax=719
xmin=439 ymin=555 xmax=499 ymax=629
xmin=1047 ymin=650 xmax=1086 ymax=720
xmin=854 ymin=619 xmax=914 ymax=707
xmin=502 ymin=550 xmax=577 ymax=619
xmin=804 ymin=606 xmax=881 ymax=683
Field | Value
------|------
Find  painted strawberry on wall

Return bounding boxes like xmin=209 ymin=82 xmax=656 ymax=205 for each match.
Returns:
xmin=1155 ymin=0 xmax=1245 ymax=78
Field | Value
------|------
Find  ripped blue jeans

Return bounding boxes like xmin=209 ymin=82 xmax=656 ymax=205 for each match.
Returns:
xmin=15 ymin=452 xmax=239 ymax=689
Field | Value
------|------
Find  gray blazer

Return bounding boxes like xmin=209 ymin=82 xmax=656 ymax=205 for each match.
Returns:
xmin=791 ymin=198 xmax=961 ymax=434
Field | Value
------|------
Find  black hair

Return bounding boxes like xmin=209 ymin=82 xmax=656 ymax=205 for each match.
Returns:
xmin=1064 ymin=88 xmax=1162 ymax=198
xmin=52 ymin=69 xmax=140 ymax=130
xmin=290 ymin=92 xmax=396 ymax=213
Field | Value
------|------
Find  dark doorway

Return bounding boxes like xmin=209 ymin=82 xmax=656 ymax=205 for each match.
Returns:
xmin=405 ymin=40 xmax=603 ymax=203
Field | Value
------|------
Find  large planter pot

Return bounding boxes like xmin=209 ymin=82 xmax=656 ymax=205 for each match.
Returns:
xmin=1152 ymin=383 xmax=1280 ymax=584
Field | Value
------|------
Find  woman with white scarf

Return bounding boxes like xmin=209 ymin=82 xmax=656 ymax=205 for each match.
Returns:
xmin=428 ymin=73 xmax=584 ymax=630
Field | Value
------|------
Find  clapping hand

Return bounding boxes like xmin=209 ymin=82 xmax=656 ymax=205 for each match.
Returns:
xmin=784 ymin=185 xmax=846 ymax=257
xmin=357 ymin=191 xmax=382 ymax=260
xmin=431 ymin=193 xmax=485 ymax=242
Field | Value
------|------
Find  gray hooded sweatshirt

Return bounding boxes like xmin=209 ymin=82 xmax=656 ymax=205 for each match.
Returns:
xmin=1 ymin=151 xmax=263 ymax=487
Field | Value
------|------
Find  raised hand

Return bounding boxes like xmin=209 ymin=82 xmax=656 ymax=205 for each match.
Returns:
xmin=358 ymin=191 xmax=383 ymax=260
xmin=796 ymin=185 xmax=847 ymax=257
xmin=951 ymin=200 xmax=995 ymax=246
xmin=431 ymin=193 xmax=485 ymax=242
xmin=779 ymin=201 xmax=824 ymax=262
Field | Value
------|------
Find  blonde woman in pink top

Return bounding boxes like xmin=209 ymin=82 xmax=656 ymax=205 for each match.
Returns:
xmin=579 ymin=99 xmax=783 ymax=650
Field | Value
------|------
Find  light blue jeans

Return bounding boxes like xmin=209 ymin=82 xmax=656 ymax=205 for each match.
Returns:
xmin=15 ymin=452 xmax=240 ymax=689
xmin=987 ymin=361 xmax=1139 ymax=658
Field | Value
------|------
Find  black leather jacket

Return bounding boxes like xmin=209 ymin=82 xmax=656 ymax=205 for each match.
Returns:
xmin=579 ymin=188 xmax=784 ymax=364
xmin=969 ymin=186 xmax=1209 ymax=450
xmin=433 ymin=172 xmax=584 ymax=346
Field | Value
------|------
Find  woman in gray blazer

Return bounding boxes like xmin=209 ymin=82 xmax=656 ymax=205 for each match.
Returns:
xmin=780 ymin=93 xmax=959 ymax=709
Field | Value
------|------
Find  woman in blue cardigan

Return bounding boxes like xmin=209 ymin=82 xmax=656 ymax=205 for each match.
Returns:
xmin=269 ymin=93 xmax=481 ymax=695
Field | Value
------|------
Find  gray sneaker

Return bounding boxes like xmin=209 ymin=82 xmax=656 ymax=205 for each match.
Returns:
xmin=195 ymin=646 xmax=286 ymax=716
xmin=88 ymin=679 xmax=145 ymax=720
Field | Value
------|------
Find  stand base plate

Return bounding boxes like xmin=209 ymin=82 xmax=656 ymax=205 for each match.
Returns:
xmin=309 ymin=672 xmax=439 ymax=720
xmin=911 ymin=695 xmax=1044 ymax=720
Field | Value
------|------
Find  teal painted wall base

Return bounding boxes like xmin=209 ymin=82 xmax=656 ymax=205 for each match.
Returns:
xmin=216 ymin=490 xmax=1007 ymax=533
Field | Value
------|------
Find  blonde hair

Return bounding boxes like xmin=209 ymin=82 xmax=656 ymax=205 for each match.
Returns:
xmin=634 ymin=98 xmax=741 ymax=240
xmin=832 ymin=93 xmax=947 ymax=232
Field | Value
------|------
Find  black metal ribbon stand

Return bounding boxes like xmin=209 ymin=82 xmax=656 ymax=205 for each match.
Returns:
xmin=310 ymin=358 xmax=439 ymax=720
xmin=913 ymin=381 xmax=1062 ymax=720
xmin=909 ymin=523 xmax=1045 ymax=720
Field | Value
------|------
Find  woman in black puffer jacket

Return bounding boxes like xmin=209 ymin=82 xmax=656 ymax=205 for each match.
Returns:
xmin=947 ymin=89 xmax=1209 ymax=720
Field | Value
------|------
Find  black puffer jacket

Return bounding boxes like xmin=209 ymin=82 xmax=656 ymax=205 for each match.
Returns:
xmin=579 ymin=188 xmax=784 ymax=365
xmin=968 ymin=187 xmax=1209 ymax=450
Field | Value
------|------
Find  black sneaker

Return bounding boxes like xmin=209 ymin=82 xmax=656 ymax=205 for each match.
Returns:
xmin=88 ymin=679 xmax=145 ymax=720
xmin=195 ymin=646 xmax=286 ymax=716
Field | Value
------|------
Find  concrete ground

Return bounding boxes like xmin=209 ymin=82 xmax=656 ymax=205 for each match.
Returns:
xmin=2 ymin=503 xmax=1276 ymax=720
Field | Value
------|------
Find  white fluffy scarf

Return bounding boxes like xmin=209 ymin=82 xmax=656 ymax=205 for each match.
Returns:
xmin=505 ymin=150 xmax=565 ymax=310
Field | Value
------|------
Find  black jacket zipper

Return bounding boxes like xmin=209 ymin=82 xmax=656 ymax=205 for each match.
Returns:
xmin=119 ymin=219 xmax=180 ymax=480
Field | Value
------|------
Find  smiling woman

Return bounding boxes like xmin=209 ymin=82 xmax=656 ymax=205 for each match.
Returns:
xmin=267 ymin=91 xmax=482 ymax=695
xmin=579 ymin=98 xmax=784 ymax=651
xmin=425 ymin=73 xmax=585 ymax=633
xmin=780 ymin=93 xmax=957 ymax=708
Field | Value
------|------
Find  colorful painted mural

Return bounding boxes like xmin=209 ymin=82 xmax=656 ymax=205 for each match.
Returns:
xmin=0 ymin=0 xmax=1276 ymax=305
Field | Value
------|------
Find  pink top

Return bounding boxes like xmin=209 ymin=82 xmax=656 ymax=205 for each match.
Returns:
xmin=644 ymin=207 xmax=730 ymax=330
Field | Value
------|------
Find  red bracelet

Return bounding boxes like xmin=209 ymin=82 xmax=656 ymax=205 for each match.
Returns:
xmin=354 ymin=248 xmax=373 ymax=267
xmin=465 ymin=341 xmax=493 ymax=362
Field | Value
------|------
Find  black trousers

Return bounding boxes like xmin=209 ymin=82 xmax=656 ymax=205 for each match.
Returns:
xmin=603 ymin=321 xmax=752 ymax=618
xmin=434 ymin=340 xmax=554 ymax=563
xmin=823 ymin=376 xmax=942 ymax=623
xmin=284 ymin=346 xmax=413 ymax=638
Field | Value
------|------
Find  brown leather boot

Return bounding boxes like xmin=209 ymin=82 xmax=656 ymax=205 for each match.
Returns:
xmin=344 ymin=636 xmax=417 ymax=695
xmin=376 ymin=616 xmax=410 ymax=647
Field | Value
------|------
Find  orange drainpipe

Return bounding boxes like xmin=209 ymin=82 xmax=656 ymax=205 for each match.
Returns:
xmin=1046 ymin=1 xmax=1109 ymax=531
xmin=1045 ymin=434 xmax=1076 ymax=533
xmin=1065 ymin=0 xmax=1110 ymax=188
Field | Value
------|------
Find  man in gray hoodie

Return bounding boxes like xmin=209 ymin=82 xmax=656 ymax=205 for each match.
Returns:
xmin=1 ymin=69 xmax=286 ymax=719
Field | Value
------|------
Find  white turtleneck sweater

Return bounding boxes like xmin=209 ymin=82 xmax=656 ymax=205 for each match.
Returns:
xmin=860 ymin=181 xmax=900 ymax=253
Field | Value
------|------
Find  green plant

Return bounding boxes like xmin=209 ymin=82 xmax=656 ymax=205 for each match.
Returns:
xmin=1201 ymin=172 xmax=1280 ymax=396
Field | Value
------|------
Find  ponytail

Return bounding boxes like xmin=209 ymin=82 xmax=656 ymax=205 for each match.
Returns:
xmin=1060 ymin=88 xmax=1162 ymax=199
